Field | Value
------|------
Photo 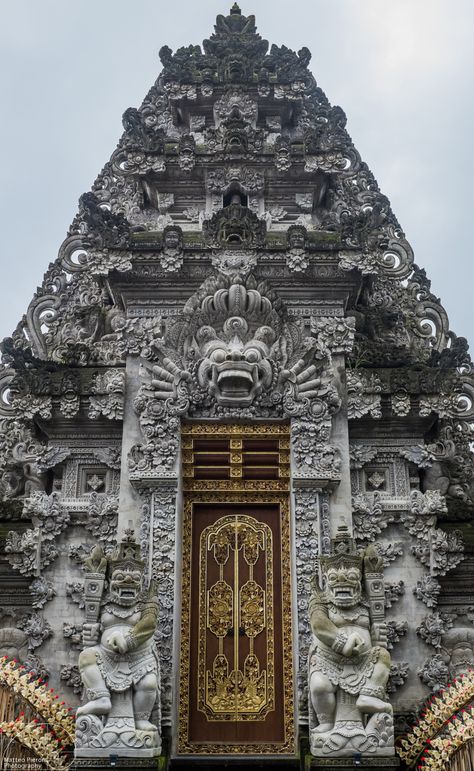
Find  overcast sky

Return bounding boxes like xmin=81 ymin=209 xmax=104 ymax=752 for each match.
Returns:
xmin=0 ymin=0 xmax=473 ymax=349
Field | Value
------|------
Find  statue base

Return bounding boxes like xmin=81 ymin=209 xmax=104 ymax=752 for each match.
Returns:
xmin=310 ymin=694 xmax=394 ymax=757
xmin=72 ymin=759 xmax=161 ymax=771
xmin=75 ymin=690 xmax=161 ymax=758
xmin=306 ymin=758 xmax=399 ymax=769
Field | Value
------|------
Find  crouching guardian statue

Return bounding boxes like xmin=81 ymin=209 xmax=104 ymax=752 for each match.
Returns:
xmin=308 ymin=523 xmax=394 ymax=757
xmin=75 ymin=531 xmax=161 ymax=758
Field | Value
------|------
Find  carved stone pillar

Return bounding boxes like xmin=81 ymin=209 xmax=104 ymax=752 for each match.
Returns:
xmin=117 ymin=355 xmax=144 ymax=538
xmin=293 ymin=484 xmax=325 ymax=721
xmin=328 ymin=353 xmax=352 ymax=535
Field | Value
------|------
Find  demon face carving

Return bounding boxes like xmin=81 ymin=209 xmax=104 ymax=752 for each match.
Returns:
xmin=138 ymin=274 xmax=340 ymax=419
xmin=195 ymin=319 xmax=274 ymax=406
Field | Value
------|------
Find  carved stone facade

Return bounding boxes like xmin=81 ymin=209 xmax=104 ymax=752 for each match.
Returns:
xmin=0 ymin=4 xmax=472 ymax=767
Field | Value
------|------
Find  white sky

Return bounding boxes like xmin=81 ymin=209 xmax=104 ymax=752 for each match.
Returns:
xmin=0 ymin=0 xmax=473 ymax=347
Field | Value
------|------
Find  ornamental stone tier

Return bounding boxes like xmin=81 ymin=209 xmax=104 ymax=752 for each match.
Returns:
xmin=0 ymin=4 xmax=473 ymax=769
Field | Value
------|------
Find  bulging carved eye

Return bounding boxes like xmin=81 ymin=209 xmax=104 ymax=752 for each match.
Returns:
xmin=244 ymin=347 xmax=261 ymax=363
xmin=210 ymin=348 xmax=227 ymax=364
xmin=347 ymin=569 xmax=360 ymax=582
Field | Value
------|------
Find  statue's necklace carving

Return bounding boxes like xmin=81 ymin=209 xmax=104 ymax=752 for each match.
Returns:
xmin=103 ymin=602 xmax=138 ymax=619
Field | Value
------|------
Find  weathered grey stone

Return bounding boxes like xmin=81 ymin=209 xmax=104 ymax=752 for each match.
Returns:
xmin=0 ymin=4 xmax=472 ymax=764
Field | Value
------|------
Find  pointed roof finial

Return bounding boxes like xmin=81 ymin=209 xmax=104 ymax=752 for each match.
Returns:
xmin=231 ymin=2 xmax=241 ymax=14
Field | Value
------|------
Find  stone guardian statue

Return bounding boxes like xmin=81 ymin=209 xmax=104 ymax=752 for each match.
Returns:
xmin=74 ymin=531 xmax=161 ymax=758
xmin=308 ymin=523 xmax=394 ymax=757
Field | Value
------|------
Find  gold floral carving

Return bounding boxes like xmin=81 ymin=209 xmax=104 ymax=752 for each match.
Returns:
xmin=183 ymin=478 xmax=289 ymax=492
xmin=200 ymin=515 xmax=272 ymax=720
xmin=181 ymin=422 xmax=290 ymax=437
xmin=207 ymin=580 xmax=233 ymax=638
xmin=240 ymin=580 xmax=266 ymax=638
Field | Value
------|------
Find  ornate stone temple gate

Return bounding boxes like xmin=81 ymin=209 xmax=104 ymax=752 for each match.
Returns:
xmin=0 ymin=4 xmax=473 ymax=770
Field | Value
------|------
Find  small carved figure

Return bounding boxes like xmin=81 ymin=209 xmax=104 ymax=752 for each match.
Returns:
xmin=202 ymin=199 xmax=266 ymax=248
xmin=286 ymin=224 xmax=308 ymax=272
xmin=75 ymin=533 xmax=161 ymax=757
xmin=178 ymin=135 xmax=196 ymax=171
xmin=0 ymin=626 xmax=29 ymax=662
xmin=1 ymin=462 xmax=46 ymax=499
xmin=442 ymin=626 xmax=474 ymax=679
xmin=1 ymin=469 xmax=24 ymax=498
xmin=309 ymin=524 xmax=393 ymax=757
xmin=275 ymin=135 xmax=292 ymax=172
xmin=160 ymin=224 xmax=183 ymax=272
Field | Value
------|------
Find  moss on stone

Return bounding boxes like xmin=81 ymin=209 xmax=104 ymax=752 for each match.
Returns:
xmin=308 ymin=230 xmax=340 ymax=244
xmin=131 ymin=231 xmax=162 ymax=243
xmin=0 ymin=499 xmax=23 ymax=520
xmin=183 ymin=232 xmax=203 ymax=245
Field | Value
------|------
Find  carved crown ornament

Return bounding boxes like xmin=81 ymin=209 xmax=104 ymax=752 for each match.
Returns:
xmin=157 ymin=4 xmax=312 ymax=88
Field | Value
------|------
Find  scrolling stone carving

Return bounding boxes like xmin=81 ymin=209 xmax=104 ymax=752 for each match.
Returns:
xmin=384 ymin=582 xmax=405 ymax=610
xmin=413 ymin=574 xmax=441 ymax=608
xmin=309 ymin=524 xmax=393 ymax=757
xmin=346 ymin=370 xmax=382 ymax=420
xmin=402 ymin=490 xmax=465 ymax=576
xmin=417 ymin=654 xmax=449 ymax=691
xmin=416 ymin=612 xmax=456 ymax=650
xmin=30 ymin=577 xmax=56 ymax=609
xmin=294 ymin=487 xmax=320 ymax=717
xmin=61 ymin=664 xmax=83 ymax=695
xmin=138 ymin=488 xmax=177 ymax=722
xmin=5 ymin=529 xmax=58 ymax=575
xmin=88 ymin=369 xmax=125 ymax=421
xmin=387 ymin=662 xmax=409 ymax=694
xmin=352 ymin=491 xmax=394 ymax=543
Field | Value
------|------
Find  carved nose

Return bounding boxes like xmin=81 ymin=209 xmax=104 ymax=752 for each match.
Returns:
xmin=226 ymin=350 xmax=243 ymax=361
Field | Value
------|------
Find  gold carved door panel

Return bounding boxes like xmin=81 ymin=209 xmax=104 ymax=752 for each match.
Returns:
xmin=201 ymin=513 xmax=273 ymax=721
xmin=178 ymin=423 xmax=295 ymax=756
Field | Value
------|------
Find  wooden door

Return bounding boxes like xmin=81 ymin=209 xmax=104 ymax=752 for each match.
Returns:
xmin=177 ymin=424 xmax=295 ymax=756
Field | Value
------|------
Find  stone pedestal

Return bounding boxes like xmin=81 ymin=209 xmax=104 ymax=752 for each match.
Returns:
xmin=306 ymin=756 xmax=399 ymax=770
xmin=310 ymin=690 xmax=394 ymax=758
xmin=72 ymin=760 xmax=161 ymax=771
xmin=75 ymin=690 xmax=161 ymax=758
